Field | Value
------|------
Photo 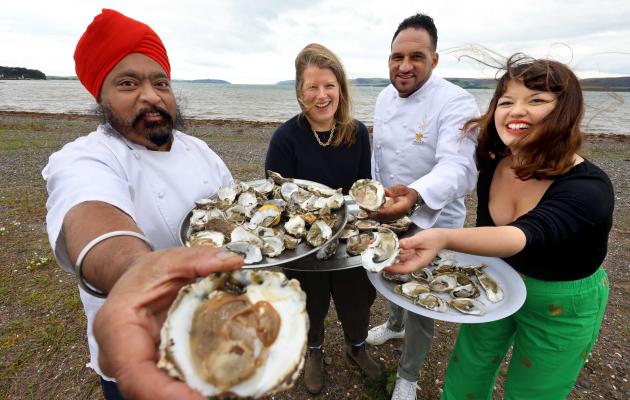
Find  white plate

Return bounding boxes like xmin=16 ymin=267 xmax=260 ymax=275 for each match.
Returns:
xmin=367 ymin=251 xmax=527 ymax=323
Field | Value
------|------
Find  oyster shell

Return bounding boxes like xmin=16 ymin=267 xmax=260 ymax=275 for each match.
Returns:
xmin=382 ymin=270 xmax=413 ymax=284
xmin=394 ymin=281 xmax=430 ymax=300
xmin=448 ymin=298 xmax=486 ymax=316
xmin=380 ymin=216 xmax=413 ymax=234
xmin=361 ymin=227 xmax=399 ymax=272
xmin=158 ymin=270 xmax=308 ymax=398
xmin=450 ymin=284 xmax=480 ymax=299
xmin=267 ymin=170 xmax=293 ymax=185
xmin=429 ymin=274 xmax=458 ymax=292
xmin=262 ymin=236 xmax=285 ymax=258
xmin=284 ymin=215 xmax=306 ymax=238
xmin=410 ymin=268 xmax=433 ymax=283
xmin=224 ymin=241 xmax=263 ymax=264
xmin=346 ymin=232 xmax=373 ymax=256
xmin=338 ymin=225 xmax=359 ymax=240
xmin=306 ymin=220 xmax=332 ymax=247
xmin=414 ymin=293 xmax=448 ymax=312
xmin=186 ymin=230 xmax=225 ymax=248
xmin=349 ymin=179 xmax=385 ymax=211
xmin=474 ymin=269 xmax=504 ymax=303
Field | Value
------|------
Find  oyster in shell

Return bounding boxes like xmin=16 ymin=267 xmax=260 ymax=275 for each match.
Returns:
xmin=382 ymin=270 xmax=413 ymax=284
xmin=186 ymin=230 xmax=225 ymax=248
xmin=338 ymin=225 xmax=359 ymax=240
xmin=284 ymin=215 xmax=306 ymax=238
xmin=346 ymin=232 xmax=373 ymax=256
xmin=306 ymin=220 xmax=332 ymax=247
xmin=429 ymin=274 xmax=458 ymax=292
xmin=474 ymin=269 xmax=504 ymax=303
xmin=414 ymin=293 xmax=448 ymax=312
xmin=361 ymin=227 xmax=399 ymax=272
xmin=349 ymin=179 xmax=385 ymax=211
xmin=450 ymin=284 xmax=480 ymax=299
xmin=448 ymin=298 xmax=486 ymax=316
xmin=410 ymin=268 xmax=433 ymax=283
xmin=394 ymin=281 xmax=430 ymax=300
xmin=224 ymin=242 xmax=263 ymax=264
xmin=158 ymin=270 xmax=308 ymax=398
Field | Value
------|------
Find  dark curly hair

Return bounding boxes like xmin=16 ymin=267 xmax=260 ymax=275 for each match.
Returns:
xmin=392 ymin=13 xmax=438 ymax=51
xmin=465 ymin=54 xmax=584 ymax=180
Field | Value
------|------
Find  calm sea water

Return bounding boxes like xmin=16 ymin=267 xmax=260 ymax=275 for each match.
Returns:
xmin=0 ymin=80 xmax=628 ymax=134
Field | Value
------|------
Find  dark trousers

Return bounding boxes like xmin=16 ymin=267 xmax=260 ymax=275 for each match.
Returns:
xmin=101 ymin=378 xmax=125 ymax=400
xmin=283 ymin=267 xmax=376 ymax=347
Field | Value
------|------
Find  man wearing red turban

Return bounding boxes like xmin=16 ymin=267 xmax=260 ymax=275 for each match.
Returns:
xmin=74 ymin=8 xmax=171 ymax=100
xmin=42 ymin=9 xmax=243 ymax=400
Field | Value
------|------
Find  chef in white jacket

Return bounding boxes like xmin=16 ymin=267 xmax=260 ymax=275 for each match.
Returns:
xmin=365 ymin=13 xmax=478 ymax=400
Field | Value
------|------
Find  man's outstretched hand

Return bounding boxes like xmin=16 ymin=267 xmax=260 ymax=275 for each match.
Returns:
xmin=368 ymin=184 xmax=418 ymax=222
xmin=94 ymin=247 xmax=243 ymax=400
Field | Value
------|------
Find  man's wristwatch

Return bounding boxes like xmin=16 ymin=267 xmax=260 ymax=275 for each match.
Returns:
xmin=407 ymin=189 xmax=425 ymax=216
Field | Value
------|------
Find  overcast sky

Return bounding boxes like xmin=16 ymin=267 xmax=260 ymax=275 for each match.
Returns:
xmin=2 ymin=0 xmax=629 ymax=84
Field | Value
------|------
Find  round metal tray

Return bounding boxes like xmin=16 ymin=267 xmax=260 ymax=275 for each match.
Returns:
xmin=178 ymin=179 xmax=350 ymax=270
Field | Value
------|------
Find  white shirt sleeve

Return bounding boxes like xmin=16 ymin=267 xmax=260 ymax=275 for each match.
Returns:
xmin=42 ymin=135 xmax=137 ymax=273
xmin=408 ymin=92 xmax=479 ymax=228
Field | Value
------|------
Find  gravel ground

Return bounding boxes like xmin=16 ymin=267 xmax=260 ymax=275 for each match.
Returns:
xmin=0 ymin=111 xmax=628 ymax=400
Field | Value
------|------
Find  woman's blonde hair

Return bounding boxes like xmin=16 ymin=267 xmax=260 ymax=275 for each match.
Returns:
xmin=295 ymin=43 xmax=356 ymax=147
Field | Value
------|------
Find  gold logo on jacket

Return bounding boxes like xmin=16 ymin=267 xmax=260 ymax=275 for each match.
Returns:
xmin=413 ymin=120 xmax=428 ymax=144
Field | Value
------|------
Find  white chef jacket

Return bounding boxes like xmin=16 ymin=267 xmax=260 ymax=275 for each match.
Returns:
xmin=372 ymin=74 xmax=479 ymax=229
xmin=42 ymin=124 xmax=232 ymax=379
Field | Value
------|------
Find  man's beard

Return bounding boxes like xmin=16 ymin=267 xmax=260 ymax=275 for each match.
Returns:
xmin=98 ymin=104 xmax=185 ymax=147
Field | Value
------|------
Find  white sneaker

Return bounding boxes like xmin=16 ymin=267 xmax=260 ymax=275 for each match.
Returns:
xmin=391 ymin=377 xmax=419 ymax=400
xmin=366 ymin=322 xmax=405 ymax=345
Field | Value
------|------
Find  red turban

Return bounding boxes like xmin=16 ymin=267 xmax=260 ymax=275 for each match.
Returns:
xmin=74 ymin=9 xmax=171 ymax=99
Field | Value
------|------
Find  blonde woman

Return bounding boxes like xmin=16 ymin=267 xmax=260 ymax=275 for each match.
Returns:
xmin=264 ymin=43 xmax=380 ymax=394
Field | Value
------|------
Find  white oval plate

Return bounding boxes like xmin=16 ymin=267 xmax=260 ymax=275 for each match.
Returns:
xmin=367 ymin=251 xmax=527 ymax=323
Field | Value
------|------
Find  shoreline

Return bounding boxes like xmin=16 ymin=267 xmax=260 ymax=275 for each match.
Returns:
xmin=2 ymin=110 xmax=629 ymax=139
xmin=0 ymin=108 xmax=628 ymax=399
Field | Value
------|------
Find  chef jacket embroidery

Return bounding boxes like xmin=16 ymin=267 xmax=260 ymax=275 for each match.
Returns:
xmin=413 ymin=119 xmax=429 ymax=145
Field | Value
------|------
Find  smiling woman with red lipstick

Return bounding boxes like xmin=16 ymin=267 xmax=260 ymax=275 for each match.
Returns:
xmin=386 ymin=54 xmax=614 ymax=399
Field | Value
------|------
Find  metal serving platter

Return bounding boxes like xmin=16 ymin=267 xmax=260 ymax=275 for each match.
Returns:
xmin=178 ymin=179 xmax=350 ymax=270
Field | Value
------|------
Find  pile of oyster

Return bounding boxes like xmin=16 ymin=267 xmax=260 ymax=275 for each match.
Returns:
xmin=185 ymin=171 xmax=345 ymax=264
xmin=346 ymin=179 xmax=412 ymax=270
xmin=158 ymin=270 xmax=308 ymax=398
xmin=383 ymin=256 xmax=504 ymax=316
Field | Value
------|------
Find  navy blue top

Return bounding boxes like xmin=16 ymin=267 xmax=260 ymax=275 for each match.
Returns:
xmin=265 ymin=115 xmax=372 ymax=194
xmin=476 ymin=159 xmax=614 ymax=281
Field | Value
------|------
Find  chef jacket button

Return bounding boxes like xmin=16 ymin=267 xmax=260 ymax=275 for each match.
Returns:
xmin=395 ymin=150 xmax=400 ymax=155
xmin=157 ymin=192 xmax=164 ymax=198
xmin=377 ymin=144 xmax=382 ymax=149
xmin=134 ymin=153 xmax=140 ymax=160
xmin=203 ymin=180 xmax=208 ymax=184
xmin=389 ymin=175 xmax=394 ymax=179
xmin=403 ymin=123 xmax=407 ymax=128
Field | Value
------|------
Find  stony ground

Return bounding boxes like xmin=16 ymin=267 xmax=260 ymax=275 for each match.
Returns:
xmin=0 ymin=111 xmax=628 ymax=400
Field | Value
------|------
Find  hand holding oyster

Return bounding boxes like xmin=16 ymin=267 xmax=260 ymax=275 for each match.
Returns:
xmin=158 ymin=270 xmax=308 ymax=398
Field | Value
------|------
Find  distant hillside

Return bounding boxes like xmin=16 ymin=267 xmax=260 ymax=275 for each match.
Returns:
xmin=445 ymin=78 xmax=497 ymax=89
xmin=276 ymin=80 xmax=295 ymax=86
xmin=47 ymin=76 xmax=78 ymax=80
xmin=0 ymin=66 xmax=46 ymax=80
xmin=173 ymin=79 xmax=230 ymax=84
xmin=277 ymin=76 xmax=630 ymax=92
xmin=580 ymin=77 xmax=630 ymax=92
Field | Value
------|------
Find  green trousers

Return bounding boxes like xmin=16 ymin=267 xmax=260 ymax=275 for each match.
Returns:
xmin=441 ymin=268 xmax=609 ymax=400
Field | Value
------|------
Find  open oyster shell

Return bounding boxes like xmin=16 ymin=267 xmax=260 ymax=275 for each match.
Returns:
xmin=349 ymin=179 xmax=385 ymax=211
xmin=158 ymin=270 xmax=308 ymax=398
